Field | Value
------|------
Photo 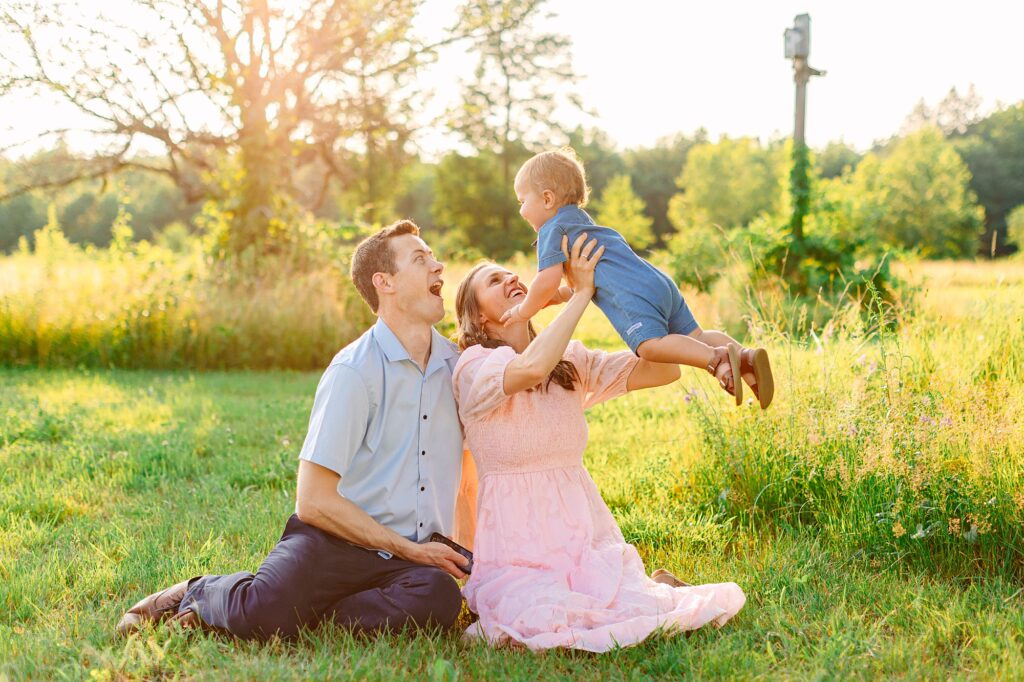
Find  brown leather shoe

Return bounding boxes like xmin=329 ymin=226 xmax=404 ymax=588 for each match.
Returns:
xmin=115 ymin=579 xmax=192 ymax=637
xmin=167 ymin=607 xmax=207 ymax=632
xmin=739 ymin=347 xmax=774 ymax=409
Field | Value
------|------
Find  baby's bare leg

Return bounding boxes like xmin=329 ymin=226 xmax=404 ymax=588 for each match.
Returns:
xmin=689 ymin=327 xmax=754 ymax=385
xmin=688 ymin=327 xmax=738 ymax=348
xmin=636 ymin=334 xmax=715 ymax=369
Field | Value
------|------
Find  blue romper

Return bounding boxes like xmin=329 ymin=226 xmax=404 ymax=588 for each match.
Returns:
xmin=536 ymin=205 xmax=698 ymax=354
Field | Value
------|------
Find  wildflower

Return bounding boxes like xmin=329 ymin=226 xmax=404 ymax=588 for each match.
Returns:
xmin=855 ymin=354 xmax=867 ymax=367
xmin=940 ymin=416 xmax=953 ymax=427
xmin=919 ymin=415 xmax=935 ymax=426
xmin=948 ymin=517 xmax=961 ymax=535
xmin=892 ymin=521 xmax=906 ymax=538
xmin=282 ymin=437 xmax=291 ymax=447
xmin=846 ymin=424 xmax=858 ymax=436
xmin=1014 ymin=492 xmax=1024 ymax=512
xmin=683 ymin=387 xmax=699 ymax=403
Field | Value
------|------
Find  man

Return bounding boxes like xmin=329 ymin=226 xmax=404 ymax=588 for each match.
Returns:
xmin=116 ymin=220 xmax=473 ymax=639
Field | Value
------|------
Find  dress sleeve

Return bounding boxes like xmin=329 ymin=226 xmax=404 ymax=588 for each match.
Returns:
xmin=452 ymin=345 xmax=518 ymax=423
xmin=568 ymin=340 xmax=640 ymax=409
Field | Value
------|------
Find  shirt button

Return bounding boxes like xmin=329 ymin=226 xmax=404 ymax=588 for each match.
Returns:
xmin=420 ymin=486 xmax=425 ymax=491
xmin=422 ymin=414 xmax=428 ymax=420
xmin=419 ymin=522 xmax=423 ymax=527
xmin=421 ymin=450 xmax=426 ymax=456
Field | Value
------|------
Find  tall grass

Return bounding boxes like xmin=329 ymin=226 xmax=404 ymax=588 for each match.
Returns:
xmin=0 ymin=231 xmax=372 ymax=370
xmin=682 ymin=259 xmax=1024 ymax=580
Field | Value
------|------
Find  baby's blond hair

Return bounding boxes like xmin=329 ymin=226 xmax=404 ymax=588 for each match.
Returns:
xmin=517 ymin=147 xmax=590 ymax=208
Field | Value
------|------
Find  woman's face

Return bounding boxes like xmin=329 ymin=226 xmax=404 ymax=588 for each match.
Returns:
xmin=470 ymin=264 xmax=528 ymax=329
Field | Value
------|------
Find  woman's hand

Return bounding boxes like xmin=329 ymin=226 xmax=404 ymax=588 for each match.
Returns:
xmin=561 ymin=232 xmax=604 ymax=296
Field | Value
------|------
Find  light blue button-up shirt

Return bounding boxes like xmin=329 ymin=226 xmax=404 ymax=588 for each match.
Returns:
xmin=298 ymin=318 xmax=463 ymax=542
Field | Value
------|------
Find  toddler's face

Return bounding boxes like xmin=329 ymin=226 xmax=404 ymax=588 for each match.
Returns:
xmin=514 ymin=174 xmax=557 ymax=231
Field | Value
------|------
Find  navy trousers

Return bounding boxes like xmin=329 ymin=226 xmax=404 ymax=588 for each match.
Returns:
xmin=178 ymin=514 xmax=463 ymax=640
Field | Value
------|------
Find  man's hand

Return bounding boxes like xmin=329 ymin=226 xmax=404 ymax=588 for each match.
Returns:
xmin=499 ymin=303 xmax=529 ymax=327
xmin=406 ymin=541 xmax=470 ymax=579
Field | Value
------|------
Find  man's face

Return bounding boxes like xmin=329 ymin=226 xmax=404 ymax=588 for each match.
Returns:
xmin=514 ymin=173 xmax=557 ymax=232
xmin=382 ymin=234 xmax=446 ymax=324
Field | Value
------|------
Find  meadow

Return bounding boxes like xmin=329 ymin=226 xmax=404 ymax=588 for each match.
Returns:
xmin=1 ymin=256 xmax=1023 ymax=680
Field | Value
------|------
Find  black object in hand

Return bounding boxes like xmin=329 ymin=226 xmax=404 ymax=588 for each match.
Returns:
xmin=429 ymin=532 xmax=473 ymax=575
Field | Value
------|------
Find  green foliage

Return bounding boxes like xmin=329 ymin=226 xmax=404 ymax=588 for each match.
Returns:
xmin=815 ymin=140 xmax=862 ymax=179
xmin=658 ymin=223 xmax=727 ymax=293
xmin=955 ymin=102 xmax=1024 ymax=256
xmin=1007 ymin=205 xmax=1024 ymax=253
xmin=565 ymin=127 xmax=626 ymax=200
xmin=667 ymin=136 xmax=788 ymax=232
xmin=623 ymin=131 xmax=706 ymax=245
xmin=0 ymin=154 xmax=198 ymax=253
xmin=846 ymin=127 xmax=984 ymax=258
xmin=591 ymin=175 xmax=654 ymax=250
xmin=432 ymin=148 xmax=533 ymax=260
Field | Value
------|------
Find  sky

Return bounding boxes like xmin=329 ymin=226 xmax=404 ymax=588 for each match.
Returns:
xmin=3 ymin=0 xmax=1022 ymax=156
xmin=419 ymin=0 xmax=1024 ymax=151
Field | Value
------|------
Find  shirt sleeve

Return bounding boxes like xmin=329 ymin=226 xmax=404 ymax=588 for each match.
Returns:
xmin=452 ymin=345 xmax=518 ymax=423
xmin=298 ymin=363 xmax=371 ymax=477
xmin=536 ymin=224 xmax=569 ymax=271
xmin=568 ymin=340 xmax=640 ymax=409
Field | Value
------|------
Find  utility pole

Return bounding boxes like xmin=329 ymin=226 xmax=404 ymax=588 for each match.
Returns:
xmin=784 ymin=14 xmax=825 ymax=245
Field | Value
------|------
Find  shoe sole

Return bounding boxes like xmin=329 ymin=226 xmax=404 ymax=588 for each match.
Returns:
xmin=727 ymin=343 xmax=743 ymax=406
xmin=750 ymin=348 xmax=774 ymax=409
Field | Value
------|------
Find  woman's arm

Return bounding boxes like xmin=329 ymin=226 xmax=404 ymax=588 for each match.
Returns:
xmin=626 ymin=359 xmax=681 ymax=391
xmin=503 ymin=234 xmax=604 ymax=395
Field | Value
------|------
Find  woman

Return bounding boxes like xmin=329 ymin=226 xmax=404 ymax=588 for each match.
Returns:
xmin=452 ymin=235 xmax=745 ymax=652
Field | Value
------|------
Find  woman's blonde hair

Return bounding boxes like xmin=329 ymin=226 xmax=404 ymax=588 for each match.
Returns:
xmin=454 ymin=262 xmax=580 ymax=392
xmin=517 ymin=147 xmax=590 ymax=208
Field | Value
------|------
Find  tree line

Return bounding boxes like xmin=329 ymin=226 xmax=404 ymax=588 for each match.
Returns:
xmin=1 ymin=1 xmax=1021 ymax=261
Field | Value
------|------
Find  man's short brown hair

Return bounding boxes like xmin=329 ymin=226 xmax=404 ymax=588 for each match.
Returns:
xmin=350 ymin=220 xmax=420 ymax=312
xmin=517 ymin=147 xmax=591 ymax=207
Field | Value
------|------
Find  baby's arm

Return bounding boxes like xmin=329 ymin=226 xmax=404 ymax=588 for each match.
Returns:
xmin=500 ymin=265 xmax=563 ymax=326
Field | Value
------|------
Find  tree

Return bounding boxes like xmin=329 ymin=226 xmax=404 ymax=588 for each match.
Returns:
xmin=0 ymin=0 xmax=479 ymax=256
xmin=847 ymin=127 xmax=983 ymax=258
xmin=447 ymin=0 xmax=578 ymax=234
xmin=816 ymin=140 xmax=862 ymax=179
xmin=623 ymin=131 xmax=705 ymax=245
xmin=954 ymin=103 xmax=1024 ymax=257
xmin=591 ymin=174 xmax=653 ymax=250
xmin=667 ymin=136 xmax=786 ymax=233
xmin=901 ymin=85 xmax=983 ymax=136
xmin=1007 ymin=205 xmax=1024 ymax=254
xmin=432 ymin=145 xmax=534 ymax=260
xmin=564 ymin=127 xmax=624 ymax=201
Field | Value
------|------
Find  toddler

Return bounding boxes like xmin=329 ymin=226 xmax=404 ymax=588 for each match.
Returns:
xmin=501 ymin=148 xmax=773 ymax=406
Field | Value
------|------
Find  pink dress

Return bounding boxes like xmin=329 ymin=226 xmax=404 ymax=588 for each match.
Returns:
xmin=452 ymin=341 xmax=746 ymax=652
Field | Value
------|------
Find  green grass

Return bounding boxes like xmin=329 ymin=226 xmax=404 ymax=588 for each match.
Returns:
xmin=2 ymin=260 xmax=1024 ymax=679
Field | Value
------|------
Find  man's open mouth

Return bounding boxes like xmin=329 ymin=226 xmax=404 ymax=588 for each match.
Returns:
xmin=429 ymin=281 xmax=443 ymax=297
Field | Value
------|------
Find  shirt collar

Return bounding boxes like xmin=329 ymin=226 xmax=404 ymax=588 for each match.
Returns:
xmin=373 ymin=317 xmax=458 ymax=375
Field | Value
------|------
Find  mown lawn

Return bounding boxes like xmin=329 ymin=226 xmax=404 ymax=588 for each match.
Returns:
xmin=2 ymin=260 xmax=1023 ymax=679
